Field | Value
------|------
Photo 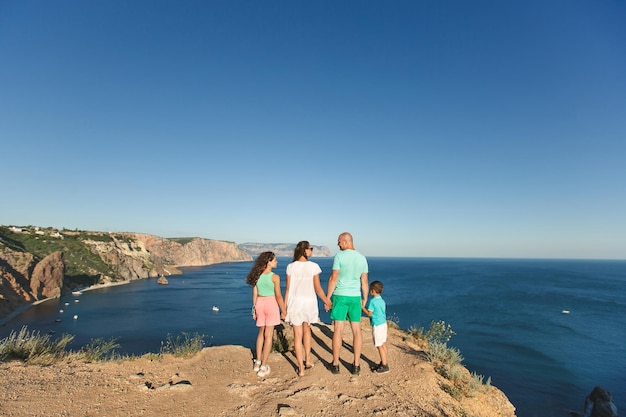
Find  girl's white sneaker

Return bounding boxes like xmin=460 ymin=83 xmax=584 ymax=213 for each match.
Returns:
xmin=253 ymin=360 xmax=261 ymax=372
xmin=257 ymin=364 xmax=271 ymax=377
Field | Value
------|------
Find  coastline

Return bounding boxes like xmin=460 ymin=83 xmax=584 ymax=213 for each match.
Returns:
xmin=0 ymin=279 xmax=133 ymax=327
xmin=76 ymin=279 xmax=132 ymax=293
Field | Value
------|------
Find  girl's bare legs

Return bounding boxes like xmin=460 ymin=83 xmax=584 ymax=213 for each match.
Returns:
xmin=303 ymin=322 xmax=312 ymax=366
xmin=260 ymin=325 xmax=274 ymax=365
xmin=255 ymin=327 xmax=264 ymax=363
xmin=292 ymin=324 xmax=304 ymax=375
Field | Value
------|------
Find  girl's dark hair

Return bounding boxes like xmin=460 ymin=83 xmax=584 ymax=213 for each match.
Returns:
xmin=293 ymin=241 xmax=310 ymax=261
xmin=246 ymin=251 xmax=275 ymax=286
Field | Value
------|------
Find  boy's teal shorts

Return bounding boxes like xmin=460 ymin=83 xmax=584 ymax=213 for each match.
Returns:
xmin=330 ymin=295 xmax=362 ymax=322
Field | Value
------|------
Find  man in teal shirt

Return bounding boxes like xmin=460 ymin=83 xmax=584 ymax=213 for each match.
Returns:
xmin=326 ymin=232 xmax=369 ymax=375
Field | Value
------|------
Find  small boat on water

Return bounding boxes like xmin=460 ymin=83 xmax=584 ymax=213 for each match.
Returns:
xmin=212 ymin=306 xmax=219 ymax=312
xmin=72 ymin=290 xmax=83 ymax=296
xmin=562 ymin=310 xmax=570 ymax=314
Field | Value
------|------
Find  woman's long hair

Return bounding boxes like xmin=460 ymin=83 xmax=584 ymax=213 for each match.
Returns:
xmin=293 ymin=241 xmax=309 ymax=261
xmin=246 ymin=251 xmax=275 ymax=286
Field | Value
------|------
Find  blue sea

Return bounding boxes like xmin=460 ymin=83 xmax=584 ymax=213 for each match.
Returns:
xmin=1 ymin=257 xmax=624 ymax=417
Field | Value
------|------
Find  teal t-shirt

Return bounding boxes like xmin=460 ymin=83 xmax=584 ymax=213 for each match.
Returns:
xmin=366 ymin=295 xmax=386 ymax=326
xmin=331 ymin=250 xmax=368 ymax=297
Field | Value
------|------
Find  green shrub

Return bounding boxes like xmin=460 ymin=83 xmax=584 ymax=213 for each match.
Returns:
xmin=168 ymin=237 xmax=195 ymax=246
xmin=160 ymin=332 xmax=205 ymax=357
xmin=272 ymin=324 xmax=292 ymax=353
xmin=441 ymin=382 xmax=464 ymax=401
xmin=143 ymin=352 xmax=163 ymax=361
xmin=387 ymin=313 xmax=401 ymax=330
xmin=406 ymin=320 xmax=455 ymax=346
xmin=444 ymin=364 xmax=466 ymax=382
xmin=467 ymin=372 xmax=491 ymax=394
xmin=407 ymin=324 xmax=425 ymax=340
xmin=81 ymin=337 xmax=122 ymax=362
xmin=424 ymin=320 xmax=455 ymax=345
xmin=426 ymin=341 xmax=463 ymax=366
xmin=0 ymin=326 xmax=74 ymax=365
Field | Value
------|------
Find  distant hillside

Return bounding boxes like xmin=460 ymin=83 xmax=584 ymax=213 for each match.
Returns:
xmin=238 ymin=242 xmax=332 ymax=257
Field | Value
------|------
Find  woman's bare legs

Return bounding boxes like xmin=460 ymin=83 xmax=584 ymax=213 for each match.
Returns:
xmin=292 ymin=324 xmax=305 ymax=375
xmin=303 ymin=322 xmax=312 ymax=366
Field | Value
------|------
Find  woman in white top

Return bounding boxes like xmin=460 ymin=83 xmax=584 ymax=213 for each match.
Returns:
xmin=285 ymin=241 xmax=331 ymax=377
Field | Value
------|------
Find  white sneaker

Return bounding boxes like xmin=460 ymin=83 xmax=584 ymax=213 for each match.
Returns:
xmin=253 ymin=360 xmax=261 ymax=372
xmin=257 ymin=364 xmax=271 ymax=377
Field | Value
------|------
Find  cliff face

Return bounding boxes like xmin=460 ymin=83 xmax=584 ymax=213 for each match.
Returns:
xmin=133 ymin=234 xmax=252 ymax=266
xmin=0 ymin=248 xmax=64 ymax=319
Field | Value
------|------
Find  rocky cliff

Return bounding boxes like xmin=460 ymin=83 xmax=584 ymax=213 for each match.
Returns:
xmin=239 ymin=242 xmax=332 ymax=257
xmin=0 ymin=248 xmax=65 ymax=319
xmin=133 ymin=234 xmax=252 ymax=266
xmin=0 ymin=226 xmax=252 ymax=320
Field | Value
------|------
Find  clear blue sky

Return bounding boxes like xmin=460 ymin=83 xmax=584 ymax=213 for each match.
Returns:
xmin=2 ymin=1 xmax=625 ymax=259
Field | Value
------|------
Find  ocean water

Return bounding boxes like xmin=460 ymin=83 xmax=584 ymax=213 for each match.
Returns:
xmin=1 ymin=257 xmax=624 ymax=417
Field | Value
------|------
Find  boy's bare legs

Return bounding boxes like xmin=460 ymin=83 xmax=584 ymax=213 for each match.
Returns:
xmin=377 ymin=342 xmax=388 ymax=365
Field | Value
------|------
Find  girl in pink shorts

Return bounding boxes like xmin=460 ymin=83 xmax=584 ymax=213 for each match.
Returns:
xmin=246 ymin=252 xmax=286 ymax=377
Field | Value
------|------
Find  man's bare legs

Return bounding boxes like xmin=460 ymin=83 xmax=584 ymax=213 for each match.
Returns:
xmin=331 ymin=320 xmax=344 ymax=366
xmin=349 ymin=320 xmax=362 ymax=366
xmin=332 ymin=320 xmax=362 ymax=368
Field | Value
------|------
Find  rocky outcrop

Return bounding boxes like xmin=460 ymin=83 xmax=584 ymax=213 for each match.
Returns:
xmin=239 ymin=242 xmax=332 ymax=257
xmin=583 ymin=386 xmax=618 ymax=417
xmin=82 ymin=237 xmax=166 ymax=281
xmin=0 ymin=248 xmax=65 ymax=319
xmin=29 ymin=251 xmax=65 ymax=300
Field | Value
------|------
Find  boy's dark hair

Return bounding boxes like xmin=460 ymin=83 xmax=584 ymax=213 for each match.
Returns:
xmin=370 ymin=280 xmax=383 ymax=294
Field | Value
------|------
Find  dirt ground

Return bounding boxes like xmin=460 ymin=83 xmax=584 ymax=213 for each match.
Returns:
xmin=0 ymin=320 xmax=516 ymax=417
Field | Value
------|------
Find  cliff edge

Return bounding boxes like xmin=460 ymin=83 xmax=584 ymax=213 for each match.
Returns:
xmin=0 ymin=319 xmax=516 ymax=417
